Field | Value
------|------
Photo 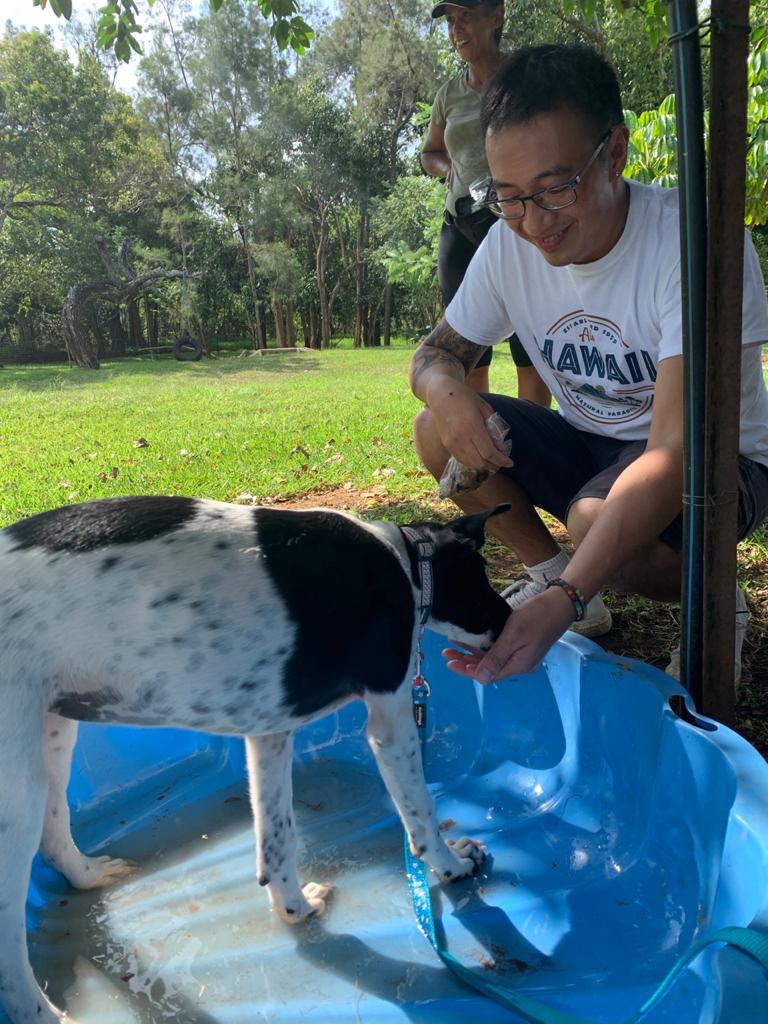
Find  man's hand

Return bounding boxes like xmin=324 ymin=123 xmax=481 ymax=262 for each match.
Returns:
xmin=442 ymin=586 xmax=576 ymax=682
xmin=428 ymin=379 xmax=513 ymax=473
xmin=409 ymin=320 xmax=513 ymax=473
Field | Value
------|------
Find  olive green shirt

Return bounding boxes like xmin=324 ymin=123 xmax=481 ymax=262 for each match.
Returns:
xmin=430 ymin=70 xmax=490 ymax=217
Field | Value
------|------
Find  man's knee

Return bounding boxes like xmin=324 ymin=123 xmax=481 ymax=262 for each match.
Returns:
xmin=413 ymin=406 xmax=448 ymax=477
xmin=567 ymin=497 xmax=603 ymax=546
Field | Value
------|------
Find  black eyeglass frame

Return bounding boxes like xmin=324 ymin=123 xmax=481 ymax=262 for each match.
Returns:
xmin=470 ymin=126 xmax=617 ymax=221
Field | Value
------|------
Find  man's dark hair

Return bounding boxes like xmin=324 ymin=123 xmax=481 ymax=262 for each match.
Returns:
xmin=480 ymin=44 xmax=624 ymax=139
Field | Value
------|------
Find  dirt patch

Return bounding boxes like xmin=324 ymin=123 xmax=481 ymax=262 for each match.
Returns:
xmin=257 ymin=484 xmax=768 ymax=760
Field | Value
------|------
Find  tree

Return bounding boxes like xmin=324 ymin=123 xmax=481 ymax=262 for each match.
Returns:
xmin=31 ymin=0 xmax=314 ymax=61
xmin=184 ymin=0 xmax=279 ymax=347
xmin=62 ymin=236 xmax=193 ymax=367
xmin=0 ymin=28 xmax=165 ymax=355
xmin=371 ymin=173 xmax=444 ymax=332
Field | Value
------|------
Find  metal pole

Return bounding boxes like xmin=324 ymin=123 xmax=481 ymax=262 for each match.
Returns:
xmin=669 ymin=0 xmax=707 ymax=707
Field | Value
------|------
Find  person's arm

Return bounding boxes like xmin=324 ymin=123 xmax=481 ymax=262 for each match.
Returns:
xmin=420 ymin=117 xmax=452 ymax=181
xmin=558 ymin=354 xmax=684 ymax=594
xmin=446 ymin=355 xmax=685 ymax=681
xmin=410 ymin=320 xmax=512 ymax=472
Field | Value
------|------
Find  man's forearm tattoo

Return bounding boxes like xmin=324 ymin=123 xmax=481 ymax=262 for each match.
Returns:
xmin=410 ymin=321 xmax=489 ymax=396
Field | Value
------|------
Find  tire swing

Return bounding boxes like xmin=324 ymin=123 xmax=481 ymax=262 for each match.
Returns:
xmin=173 ymin=332 xmax=203 ymax=362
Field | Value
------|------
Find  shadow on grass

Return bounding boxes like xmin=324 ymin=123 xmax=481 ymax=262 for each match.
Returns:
xmin=0 ymin=353 xmax=322 ymax=391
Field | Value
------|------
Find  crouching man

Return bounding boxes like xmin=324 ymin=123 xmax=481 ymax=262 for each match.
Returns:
xmin=409 ymin=43 xmax=768 ymax=686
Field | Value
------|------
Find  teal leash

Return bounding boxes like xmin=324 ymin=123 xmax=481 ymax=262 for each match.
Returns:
xmin=401 ymin=533 xmax=768 ymax=1021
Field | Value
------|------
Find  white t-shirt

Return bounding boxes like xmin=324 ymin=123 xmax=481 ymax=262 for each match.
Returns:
xmin=446 ymin=180 xmax=768 ymax=466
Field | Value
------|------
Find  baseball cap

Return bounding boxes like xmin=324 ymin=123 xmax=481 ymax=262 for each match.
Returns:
xmin=431 ymin=0 xmax=486 ymax=17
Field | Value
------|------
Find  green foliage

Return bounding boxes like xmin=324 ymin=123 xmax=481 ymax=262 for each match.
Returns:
xmin=569 ymin=0 xmax=669 ymax=50
xmin=503 ymin=0 xmax=675 ymax=111
xmin=747 ymin=37 xmax=768 ymax=226
xmin=625 ymin=41 xmax=768 ymax=228
xmin=371 ymin=174 xmax=444 ymax=324
xmin=35 ymin=0 xmax=314 ymax=61
xmin=624 ymin=94 xmax=679 ymax=189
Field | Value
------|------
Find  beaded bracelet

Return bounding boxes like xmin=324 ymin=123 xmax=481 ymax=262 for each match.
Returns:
xmin=546 ymin=576 xmax=588 ymax=622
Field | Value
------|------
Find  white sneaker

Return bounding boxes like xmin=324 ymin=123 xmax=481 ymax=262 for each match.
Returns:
xmin=666 ymin=584 xmax=748 ymax=688
xmin=501 ymin=578 xmax=613 ymax=638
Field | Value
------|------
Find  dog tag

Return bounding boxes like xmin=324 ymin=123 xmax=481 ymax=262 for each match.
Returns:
xmin=413 ymin=701 xmax=427 ymax=729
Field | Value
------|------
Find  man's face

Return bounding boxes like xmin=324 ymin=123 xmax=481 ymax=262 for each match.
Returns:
xmin=485 ymin=108 xmax=628 ymax=266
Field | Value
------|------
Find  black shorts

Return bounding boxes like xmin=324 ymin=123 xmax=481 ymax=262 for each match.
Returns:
xmin=438 ymin=205 xmax=531 ymax=371
xmin=483 ymin=394 xmax=768 ymax=552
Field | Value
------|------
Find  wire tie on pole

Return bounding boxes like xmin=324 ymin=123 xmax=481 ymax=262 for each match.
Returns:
xmin=668 ymin=17 xmax=712 ymax=45
xmin=682 ymin=491 xmax=739 ymax=508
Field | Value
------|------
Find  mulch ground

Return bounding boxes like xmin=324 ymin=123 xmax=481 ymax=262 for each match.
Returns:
xmin=261 ymin=484 xmax=768 ymax=761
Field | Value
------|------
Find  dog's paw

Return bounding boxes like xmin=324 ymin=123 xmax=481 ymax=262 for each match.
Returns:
xmin=273 ymin=882 xmax=334 ymax=924
xmin=301 ymin=880 xmax=333 ymax=917
xmin=64 ymin=854 xmax=137 ymax=890
xmin=439 ymin=836 xmax=486 ymax=881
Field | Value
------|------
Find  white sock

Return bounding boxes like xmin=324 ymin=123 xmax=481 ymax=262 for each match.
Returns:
xmin=523 ymin=546 xmax=571 ymax=585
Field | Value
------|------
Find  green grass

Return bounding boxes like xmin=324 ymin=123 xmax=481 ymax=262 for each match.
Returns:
xmin=0 ymin=348 xmax=522 ymax=525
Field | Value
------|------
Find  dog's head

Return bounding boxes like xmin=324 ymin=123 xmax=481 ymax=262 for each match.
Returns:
xmin=402 ymin=505 xmax=511 ymax=650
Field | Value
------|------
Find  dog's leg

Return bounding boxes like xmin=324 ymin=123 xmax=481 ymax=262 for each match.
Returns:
xmin=366 ymin=688 xmax=484 ymax=882
xmin=245 ymin=731 xmax=332 ymax=924
xmin=0 ymin=702 xmax=67 ymax=1024
xmin=40 ymin=714 xmax=134 ymax=889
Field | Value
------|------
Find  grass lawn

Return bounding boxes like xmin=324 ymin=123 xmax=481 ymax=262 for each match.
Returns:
xmin=0 ymin=346 xmax=516 ymax=521
xmin=1 ymin=347 xmax=766 ymax=754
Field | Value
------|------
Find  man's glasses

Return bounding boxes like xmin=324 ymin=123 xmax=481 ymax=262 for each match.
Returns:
xmin=470 ymin=127 xmax=616 ymax=221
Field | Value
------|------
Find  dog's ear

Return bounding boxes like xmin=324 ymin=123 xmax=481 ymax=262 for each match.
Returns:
xmin=447 ymin=503 xmax=510 ymax=549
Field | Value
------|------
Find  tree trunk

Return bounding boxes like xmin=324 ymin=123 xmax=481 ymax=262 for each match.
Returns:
xmin=354 ymin=212 xmax=367 ymax=349
xmin=126 ymin=297 xmax=144 ymax=349
xmin=286 ymin=300 xmax=296 ymax=347
xmin=15 ymin=310 xmax=35 ymax=347
xmin=255 ymin=299 xmax=267 ymax=349
xmin=105 ymin=308 xmax=128 ymax=356
xmin=310 ymin=303 xmax=320 ymax=349
xmin=236 ymin=220 xmax=265 ymax=349
xmin=272 ymin=299 xmax=286 ymax=347
xmin=301 ymin=305 xmax=319 ymax=348
xmin=62 ymin=285 xmax=102 ymax=368
xmin=193 ymin=312 xmax=211 ymax=357
xmin=145 ymin=294 xmax=159 ymax=349
xmin=316 ymin=211 xmax=332 ymax=349
xmin=89 ymin=305 xmax=107 ymax=359
xmin=382 ymin=282 xmax=393 ymax=346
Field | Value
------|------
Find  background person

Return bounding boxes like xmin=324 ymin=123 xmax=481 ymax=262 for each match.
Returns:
xmin=421 ymin=0 xmax=550 ymax=404
xmin=410 ymin=44 xmax=768 ymax=682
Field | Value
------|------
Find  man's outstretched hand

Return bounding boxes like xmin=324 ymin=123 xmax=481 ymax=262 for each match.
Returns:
xmin=443 ymin=586 xmax=576 ymax=682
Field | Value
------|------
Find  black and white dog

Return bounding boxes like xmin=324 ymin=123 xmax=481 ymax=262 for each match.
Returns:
xmin=0 ymin=496 xmax=510 ymax=1024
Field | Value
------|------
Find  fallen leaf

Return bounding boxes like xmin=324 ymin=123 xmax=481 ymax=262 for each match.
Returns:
xmin=133 ymin=438 xmax=149 ymax=449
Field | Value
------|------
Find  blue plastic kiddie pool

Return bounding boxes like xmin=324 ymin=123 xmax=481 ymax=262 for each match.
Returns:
xmin=17 ymin=631 xmax=768 ymax=1023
